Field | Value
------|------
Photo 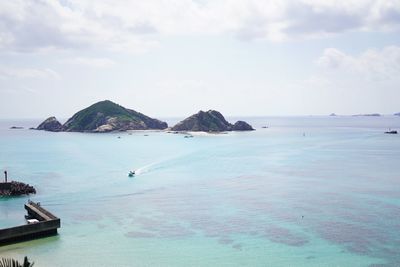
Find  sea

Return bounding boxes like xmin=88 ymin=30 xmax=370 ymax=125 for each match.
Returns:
xmin=0 ymin=116 xmax=399 ymax=267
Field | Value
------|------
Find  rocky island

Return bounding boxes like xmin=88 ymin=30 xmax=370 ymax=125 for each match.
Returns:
xmin=395 ymin=112 xmax=400 ymax=116
xmin=171 ymin=110 xmax=254 ymax=132
xmin=36 ymin=100 xmax=168 ymax=132
xmin=37 ymin=116 xmax=63 ymax=132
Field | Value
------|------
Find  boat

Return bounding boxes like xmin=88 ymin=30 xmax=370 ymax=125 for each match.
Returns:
xmin=26 ymin=218 xmax=39 ymax=224
xmin=128 ymin=170 xmax=135 ymax=177
xmin=385 ymin=130 xmax=398 ymax=134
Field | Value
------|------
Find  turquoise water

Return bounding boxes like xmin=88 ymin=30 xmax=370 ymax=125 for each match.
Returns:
xmin=1 ymin=116 xmax=400 ymax=266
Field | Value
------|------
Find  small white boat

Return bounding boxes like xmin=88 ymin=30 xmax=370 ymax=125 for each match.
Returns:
xmin=26 ymin=219 xmax=39 ymax=224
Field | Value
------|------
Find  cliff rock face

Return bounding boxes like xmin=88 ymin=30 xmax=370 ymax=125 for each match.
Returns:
xmin=171 ymin=110 xmax=254 ymax=132
xmin=126 ymin=109 xmax=168 ymax=130
xmin=37 ymin=100 xmax=168 ymax=132
xmin=36 ymin=117 xmax=63 ymax=132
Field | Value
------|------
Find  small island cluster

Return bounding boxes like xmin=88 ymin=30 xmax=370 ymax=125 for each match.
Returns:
xmin=330 ymin=113 xmax=400 ymax=117
xmin=36 ymin=100 xmax=254 ymax=133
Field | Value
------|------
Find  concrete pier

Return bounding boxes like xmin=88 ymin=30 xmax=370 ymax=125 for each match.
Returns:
xmin=0 ymin=201 xmax=60 ymax=245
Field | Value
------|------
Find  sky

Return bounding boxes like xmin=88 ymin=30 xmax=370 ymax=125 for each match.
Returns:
xmin=0 ymin=0 xmax=400 ymax=119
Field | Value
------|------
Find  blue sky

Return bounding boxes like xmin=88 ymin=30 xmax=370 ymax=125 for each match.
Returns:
xmin=0 ymin=0 xmax=400 ymax=119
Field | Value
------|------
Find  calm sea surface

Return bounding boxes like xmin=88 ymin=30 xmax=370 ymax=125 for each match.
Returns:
xmin=0 ymin=116 xmax=399 ymax=266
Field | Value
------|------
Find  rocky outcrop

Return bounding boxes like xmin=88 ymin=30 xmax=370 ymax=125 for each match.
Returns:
xmin=232 ymin=121 xmax=254 ymax=131
xmin=171 ymin=110 xmax=231 ymax=132
xmin=171 ymin=110 xmax=254 ymax=132
xmin=37 ymin=100 xmax=168 ymax=133
xmin=36 ymin=117 xmax=63 ymax=132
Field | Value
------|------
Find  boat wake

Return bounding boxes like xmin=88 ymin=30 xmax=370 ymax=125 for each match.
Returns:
xmin=134 ymin=162 xmax=158 ymax=175
xmin=132 ymin=154 xmax=189 ymax=176
xmin=131 ymin=149 xmax=214 ymax=177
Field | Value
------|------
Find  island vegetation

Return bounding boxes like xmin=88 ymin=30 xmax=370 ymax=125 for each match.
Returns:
xmin=36 ymin=100 xmax=168 ymax=132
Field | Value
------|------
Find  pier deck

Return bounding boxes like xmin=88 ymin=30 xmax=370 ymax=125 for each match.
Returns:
xmin=0 ymin=201 xmax=60 ymax=245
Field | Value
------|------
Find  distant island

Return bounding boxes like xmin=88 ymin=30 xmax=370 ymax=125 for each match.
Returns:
xmin=171 ymin=110 xmax=254 ymax=132
xmin=9 ymin=126 xmax=24 ymax=129
xmin=329 ymin=113 xmax=337 ymax=116
xmin=395 ymin=113 xmax=400 ymax=116
xmin=36 ymin=100 xmax=254 ymax=133
xmin=36 ymin=100 xmax=168 ymax=132
xmin=352 ymin=113 xmax=381 ymax=117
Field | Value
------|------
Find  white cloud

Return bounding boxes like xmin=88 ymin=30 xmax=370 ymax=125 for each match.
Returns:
xmin=0 ymin=66 xmax=60 ymax=80
xmin=65 ymin=57 xmax=116 ymax=68
xmin=317 ymin=46 xmax=400 ymax=80
xmin=0 ymin=0 xmax=399 ymax=53
xmin=0 ymin=0 xmax=157 ymax=53
xmin=156 ymin=79 xmax=208 ymax=92
xmin=288 ymin=45 xmax=400 ymax=114
xmin=0 ymin=86 xmax=37 ymax=94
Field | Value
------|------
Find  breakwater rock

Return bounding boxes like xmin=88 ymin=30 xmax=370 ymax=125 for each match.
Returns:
xmin=0 ymin=181 xmax=36 ymax=196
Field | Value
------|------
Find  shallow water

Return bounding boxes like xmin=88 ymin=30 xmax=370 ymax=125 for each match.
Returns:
xmin=1 ymin=116 xmax=400 ymax=266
